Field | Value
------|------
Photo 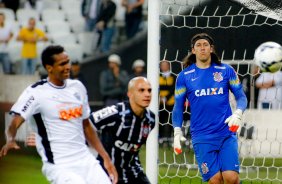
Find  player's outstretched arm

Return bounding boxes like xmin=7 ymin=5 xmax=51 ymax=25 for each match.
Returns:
xmin=226 ymin=66 xmax=248 ymax=133
xmin=172 ymin=73 xmax=187 ymax=155
xmin=226 ymin=84 xmax=247 ymax=133
xmin=0 ymin=115 xmax=24 ymax=157
xmin=83 ymin=119 xmax=118 ymax=184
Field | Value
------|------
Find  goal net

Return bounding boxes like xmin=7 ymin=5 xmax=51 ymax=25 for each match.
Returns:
xmin=153 ymin=0 xmax=282 ymax=183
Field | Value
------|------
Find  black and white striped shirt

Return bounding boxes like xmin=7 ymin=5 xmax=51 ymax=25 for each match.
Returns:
xmin=89 ymin=101 xmax=155 ymax=183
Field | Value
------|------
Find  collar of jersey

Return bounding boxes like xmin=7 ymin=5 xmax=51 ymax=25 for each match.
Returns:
xmin=47 ymin=78 xmax=66 ymax=89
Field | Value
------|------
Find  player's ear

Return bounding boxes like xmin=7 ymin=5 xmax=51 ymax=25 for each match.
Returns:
xmin=210 ymin=45 xmax=214 ymax=53
xmin=127 ymin=91 xmax=131 ymax=98
xmin=191 ymin=48 xmax=196 ymax=54
xmin=46 ymin=65 xmax=53 ymax=73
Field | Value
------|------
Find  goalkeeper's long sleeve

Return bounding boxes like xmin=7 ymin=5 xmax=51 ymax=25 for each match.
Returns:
xmin=172 ymin=72 xmax=187 ymax=128
xmin=232 ymin=87 xmax=247 ymax=111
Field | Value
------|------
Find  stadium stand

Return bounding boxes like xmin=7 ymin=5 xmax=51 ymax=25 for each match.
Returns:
xmin=52 ymin=33 xmax=77 ymax=45
xmin=45 ymin=21 xmax=71 ymax=36
xmin=64 ymin=43 xmax=83 ymax=61
xmin=0 ymin=8 xmax=16 ymax=21
xmin=41 ymin=8 xmax=66 ymax=23
xmin=36 ymin=0 xmax=60 ymax=12
xmin=6 ymin=41 xmax=22 ymax=74
xmin=16 ymin=8 xmax=40 ymax=23
xmin=69 ymin=17 xmax=85 ymax=34
xmin=77 ymin=32 xmax=100 ymax=56
xmin=60 ymin=0 xmax=82 ymax=12
xmin=1 ymin=0 xmax=140 ymax=74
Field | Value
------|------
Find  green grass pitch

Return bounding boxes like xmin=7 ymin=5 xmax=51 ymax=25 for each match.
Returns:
xmin=0 ymin=145 xmax=281 ymax=184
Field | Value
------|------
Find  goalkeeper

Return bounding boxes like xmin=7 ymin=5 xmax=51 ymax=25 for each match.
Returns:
xmin=172 ymin=33 xmax=247 ymax=184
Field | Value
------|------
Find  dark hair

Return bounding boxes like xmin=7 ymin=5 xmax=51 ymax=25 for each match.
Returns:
xmin=183 ymin=33 xmax=221 ymax=68
xmin=191 ymin=33 xmax=214 ymax=48
xmin=41 ymin=45 xmax=65 ymax=68
xmin=71 ymin=60 xmax=80 ymax=65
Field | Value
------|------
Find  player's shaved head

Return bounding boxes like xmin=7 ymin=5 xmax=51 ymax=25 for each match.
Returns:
xmin=127 ymin=77 xmax=152 ymax=116
xmin=128 ymin=77 xmax=150 ymax=91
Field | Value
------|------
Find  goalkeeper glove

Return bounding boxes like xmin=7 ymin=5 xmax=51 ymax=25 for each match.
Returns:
xmin=173 ymin=127 xmax=186 ymax=155
xmin=224 ymin=109 xmax=243 ymax=132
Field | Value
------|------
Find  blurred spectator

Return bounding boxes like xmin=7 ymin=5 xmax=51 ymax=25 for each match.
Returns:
xmin=122 ymin=0 xmax=144 ymax=39
xmin=159 ymin=60 xmax=175 ymax=146
xmin=99 ymin=54 xmax=129 ymax=106
xmin=27 ymin=0 xmax=36 ymax=9
xmin=81 ymin=0 xmax=101 ymax=32
xmin=96 ymin=0 xmax=116 ymax=53
xmin=70 ymin=61 xmax=87 ymax=86
xmin=0 ymin=0 xmax=20 ymax=13
xmin=255 ymin=70 xmax=282 ymax=109
xmin=129 ymin=59 xmax=146 ymax=79
xmin=0 ymin=12 xmax=13 ymax=74
xmin=17 ymin=17 xmax=48 ymax=75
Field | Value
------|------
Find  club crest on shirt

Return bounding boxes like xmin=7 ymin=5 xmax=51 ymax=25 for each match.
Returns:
xmin=213 ymin=72 xmax=223 ymax=82
xmin=142 ymin=125 xmax=150 ymax=137
xmin=201 ymin=162 xmax=209 ymax=174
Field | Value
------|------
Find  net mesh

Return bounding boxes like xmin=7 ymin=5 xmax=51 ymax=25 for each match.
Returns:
xmin=230 ymin=0 xmax=282 ymax=21
xmin=158 ymin=0 xmax=282 ymax=183
xmin=160 ymin=1 xmax=282 ymax=29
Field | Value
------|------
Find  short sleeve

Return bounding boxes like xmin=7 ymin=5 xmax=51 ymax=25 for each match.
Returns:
xmin=10 ymin=86 xmax=39 ymax=121
xmin=89 ymin=105 xmax=119 ymax=130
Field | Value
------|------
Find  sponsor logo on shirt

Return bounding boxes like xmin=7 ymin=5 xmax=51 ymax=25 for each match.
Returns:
xmin=22 ymin=96 xmax=35 ymax=112
xmin=195 ymin=87 xmax=223 ymax=96
xmin=115 ymin=140 xmax=141 ymax=152
xmin=59 ymin=105 xmax=83 ymax=120
xmin=92 ymin=105 xmax=118 ymax=122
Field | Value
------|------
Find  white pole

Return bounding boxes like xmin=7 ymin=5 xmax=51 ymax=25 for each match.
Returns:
xmin=146 ymin=0 xmax=160 ymax=183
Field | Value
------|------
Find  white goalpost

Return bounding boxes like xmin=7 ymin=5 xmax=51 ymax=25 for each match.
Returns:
xmin=146 ymin=0 xmax=282 ymax=183
xmin=146 ymin=0 xmax=160 ymax=183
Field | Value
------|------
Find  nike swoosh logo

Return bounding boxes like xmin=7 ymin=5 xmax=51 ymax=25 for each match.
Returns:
xmin=191 ymin=77 xmax=198 ymax=81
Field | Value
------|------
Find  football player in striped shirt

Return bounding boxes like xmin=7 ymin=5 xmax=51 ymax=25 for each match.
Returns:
xmin=90 ymin=77 xmax=155 ymax=184
xmin=172 ymin=33 xmax=247 ymax=184
xmin=0 ymin=45 xmax=118 ymax=184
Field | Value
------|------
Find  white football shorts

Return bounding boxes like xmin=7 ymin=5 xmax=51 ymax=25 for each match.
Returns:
xmin=42 ymin=154 xmax=111 ymax=184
